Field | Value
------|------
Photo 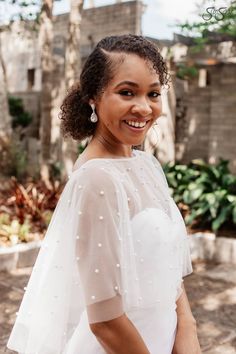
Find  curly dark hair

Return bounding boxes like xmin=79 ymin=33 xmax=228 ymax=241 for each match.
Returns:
xmin=60 ymin=34 xmax=170 ymax=141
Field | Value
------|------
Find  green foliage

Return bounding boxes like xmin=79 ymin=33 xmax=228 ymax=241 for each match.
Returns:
xmin=0 ymin=0 xmax=41 ymax=23
xmin=8 ymin=96 xmax=32 ymax=128
xmin=176 ymin=0 xmax=236 ymax=41
xmin=176 ymin=64 xmax=199 ymax=80
xmin=9 ymin=142 xmax=28 ymax=179
xmin=0 ymin=214 xmax=32 ymax=245
xmin=164 ymin=159 xmax=236 ymax=232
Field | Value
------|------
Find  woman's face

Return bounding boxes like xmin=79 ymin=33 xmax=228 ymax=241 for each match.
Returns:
xmin=93 ymin=54 xmax=162 ymax=150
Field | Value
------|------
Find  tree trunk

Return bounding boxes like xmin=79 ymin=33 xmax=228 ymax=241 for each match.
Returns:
xmin=65 ymin=0 xmax=83 ymax=89
xmin=0 ymin=34 xmax=11 ymax=142
xmin=62 ymin=0 xmax=84 ymax=177
xmin=39 ymin=0 xmax=54 ymax=185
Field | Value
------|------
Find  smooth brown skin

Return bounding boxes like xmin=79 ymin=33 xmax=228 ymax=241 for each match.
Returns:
xmin=172 ymin=284 xmax=202 ymax=354
xmin=90 ymin=314 xmax=150 ymax=354
xmin=79 ymin=54 xmax=201 ymax=353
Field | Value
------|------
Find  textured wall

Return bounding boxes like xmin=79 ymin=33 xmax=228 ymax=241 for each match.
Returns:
xmin=175 ymin=64 xmax=236 ymax=173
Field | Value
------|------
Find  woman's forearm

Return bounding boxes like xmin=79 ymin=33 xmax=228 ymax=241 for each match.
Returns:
xmin=90 ymin=313 xmax=150 ymax=354
xmin=176 ymin=282 xmax=196 ymax=324
xmin=172 ymin=282 xmax=202 ymax=354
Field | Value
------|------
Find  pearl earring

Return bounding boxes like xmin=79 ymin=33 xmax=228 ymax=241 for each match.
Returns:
xmin=89 ymin=103 xmax=98 ymax=123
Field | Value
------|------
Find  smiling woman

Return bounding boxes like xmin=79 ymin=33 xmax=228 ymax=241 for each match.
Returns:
xmin=59 ymin=34 xmax=169 ymax=156
xmin=7 ymin=35 xmax=201 ymax=354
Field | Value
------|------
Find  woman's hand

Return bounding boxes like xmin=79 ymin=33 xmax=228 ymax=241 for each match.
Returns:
xmin=172 ymin=317 xmax=202 ymax=354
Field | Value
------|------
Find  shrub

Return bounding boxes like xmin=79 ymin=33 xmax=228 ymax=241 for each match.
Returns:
xmin=163 ymin=159 xmax=236 ymax=232
xmin=8 ymin=96 xmax=32 ymax=128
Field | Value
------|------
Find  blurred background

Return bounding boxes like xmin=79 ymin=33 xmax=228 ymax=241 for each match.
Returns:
xmin=0 ymin=0 xmax=236 ymax=353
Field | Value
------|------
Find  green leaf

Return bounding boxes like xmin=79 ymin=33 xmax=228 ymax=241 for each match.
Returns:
xmin=233 ymin=206 xmax=236 ymax=224
xmin=212 ymin=205 xmax=233 ymax=231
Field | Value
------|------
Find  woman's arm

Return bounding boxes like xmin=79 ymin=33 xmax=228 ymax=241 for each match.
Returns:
xmin=90 ymin=313 xmax=150 ymax=354
xmin=172 ymin=283 xmax=202 ymax=354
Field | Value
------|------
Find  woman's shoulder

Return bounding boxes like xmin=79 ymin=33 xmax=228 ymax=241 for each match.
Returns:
xmin=69 ymin=159 xmax=121 ymax=191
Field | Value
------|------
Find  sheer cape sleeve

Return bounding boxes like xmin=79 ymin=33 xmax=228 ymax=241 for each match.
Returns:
xmin=7 ymin=163 xmax=141 ymax=354
xmin=148 ymin=153 xmax=193 ymax=298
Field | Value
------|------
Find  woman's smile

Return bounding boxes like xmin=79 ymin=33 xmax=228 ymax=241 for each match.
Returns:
xmin=123 ymin=119 xmax=151 ymax=131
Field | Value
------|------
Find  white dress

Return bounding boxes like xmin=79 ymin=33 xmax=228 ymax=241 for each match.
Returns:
xmin=7 ymin=149 xmax=192 ymax=354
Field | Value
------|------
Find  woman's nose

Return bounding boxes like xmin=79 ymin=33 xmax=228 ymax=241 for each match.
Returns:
xmin=131 ymin=99 xmax=152 ymax=116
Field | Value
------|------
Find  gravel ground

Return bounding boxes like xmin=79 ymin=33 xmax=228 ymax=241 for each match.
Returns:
xmin=0 ymin=262 xmax=236 ymax=354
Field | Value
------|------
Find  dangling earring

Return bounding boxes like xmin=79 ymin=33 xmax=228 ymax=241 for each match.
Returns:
xmin=89 ymin=103 xmax=98 ymax=123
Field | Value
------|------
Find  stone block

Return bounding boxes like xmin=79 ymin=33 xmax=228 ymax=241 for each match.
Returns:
xmin=214 ymin=237 xmax=236 ymax=264
xmin=0 ymin=241 xmax=42 ymax=272
xmin=190 ymin=233 xmax=236 ymax=264
xmin=190 ymin=232 xmax=216 ymax=261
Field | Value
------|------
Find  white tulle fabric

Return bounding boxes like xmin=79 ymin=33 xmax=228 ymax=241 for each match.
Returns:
xmin=7 ymin=149 xmax=192 ymax=354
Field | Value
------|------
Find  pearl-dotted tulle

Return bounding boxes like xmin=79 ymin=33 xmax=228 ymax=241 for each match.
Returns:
xmin=7 ymin=150 xmax=192 ymax=354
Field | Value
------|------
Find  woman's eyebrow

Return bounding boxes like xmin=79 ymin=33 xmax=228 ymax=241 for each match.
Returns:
xmin=114 ymin=80 xmax=161 ymax=88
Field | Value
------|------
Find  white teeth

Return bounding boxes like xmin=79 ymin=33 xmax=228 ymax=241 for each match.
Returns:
xmin=125 ymin=120 xmax=147 ymax=128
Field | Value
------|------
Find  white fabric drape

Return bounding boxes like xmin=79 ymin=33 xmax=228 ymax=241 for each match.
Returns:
xmin=7 ymin=149 xmax=192 ymax=354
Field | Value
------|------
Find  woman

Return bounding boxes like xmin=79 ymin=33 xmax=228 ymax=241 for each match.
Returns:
xmin=7 ymin=34 xmax=202 ymax=354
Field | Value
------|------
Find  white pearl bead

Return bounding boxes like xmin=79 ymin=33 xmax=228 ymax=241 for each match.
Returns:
xmin=98 ymin=243 xmax=102 ymax=247
xmin=76 ymin=235 xmax=80 ymax=240
xmin=114 ymin=286 xmax=119 ymax=291
xmin=91 ymin=295 xmax=96 ymax=300
xmin=140 ymin=258 xmax=144 ymax=263
xmin=78 ymin=185 xmax=83 ymax=190
xmin=117 ymin=211 xmax=120 ymax=217
xmin=100 ymin=190 xmax=104 ymax=196
xmin=116 ymin=263 xmax=120 ymax=268
xmin=99 ymin=215 xmax=104 ymax=220
xmin=127 ymin=197 xmax=131 ymax=202
xmin=95 ymin=268 xmax=99 ymax=273
xmin=76 ymin=257 xmax=80 ymax=261
xmin=24 ymin=286 xmax=27 ymax=291
xmin=78 ymin=211 xmax=82 ymax=215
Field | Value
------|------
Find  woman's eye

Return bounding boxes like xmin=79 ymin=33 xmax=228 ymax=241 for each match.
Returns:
xmin=149 ymin=91 xmax=161 ymax=98
xmin=119 ymin=90 xmax=133 ymax=96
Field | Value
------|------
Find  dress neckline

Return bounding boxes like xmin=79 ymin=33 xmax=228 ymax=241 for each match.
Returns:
xmin=72 ymin=149 xmax=139 ymax=172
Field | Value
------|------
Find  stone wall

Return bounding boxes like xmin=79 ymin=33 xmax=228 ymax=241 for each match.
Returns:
xmin=1 ymin=1 xmax=143 ymax=94
xmin=175 ymin=63 xmax=236 ymax=173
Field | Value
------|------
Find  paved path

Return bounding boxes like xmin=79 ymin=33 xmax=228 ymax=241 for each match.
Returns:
xmin=0 ymin=262 xmax=236 ymax=353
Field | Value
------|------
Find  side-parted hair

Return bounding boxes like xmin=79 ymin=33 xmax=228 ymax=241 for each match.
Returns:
xmin=60 ymin=34 xmax=170 ymax=141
